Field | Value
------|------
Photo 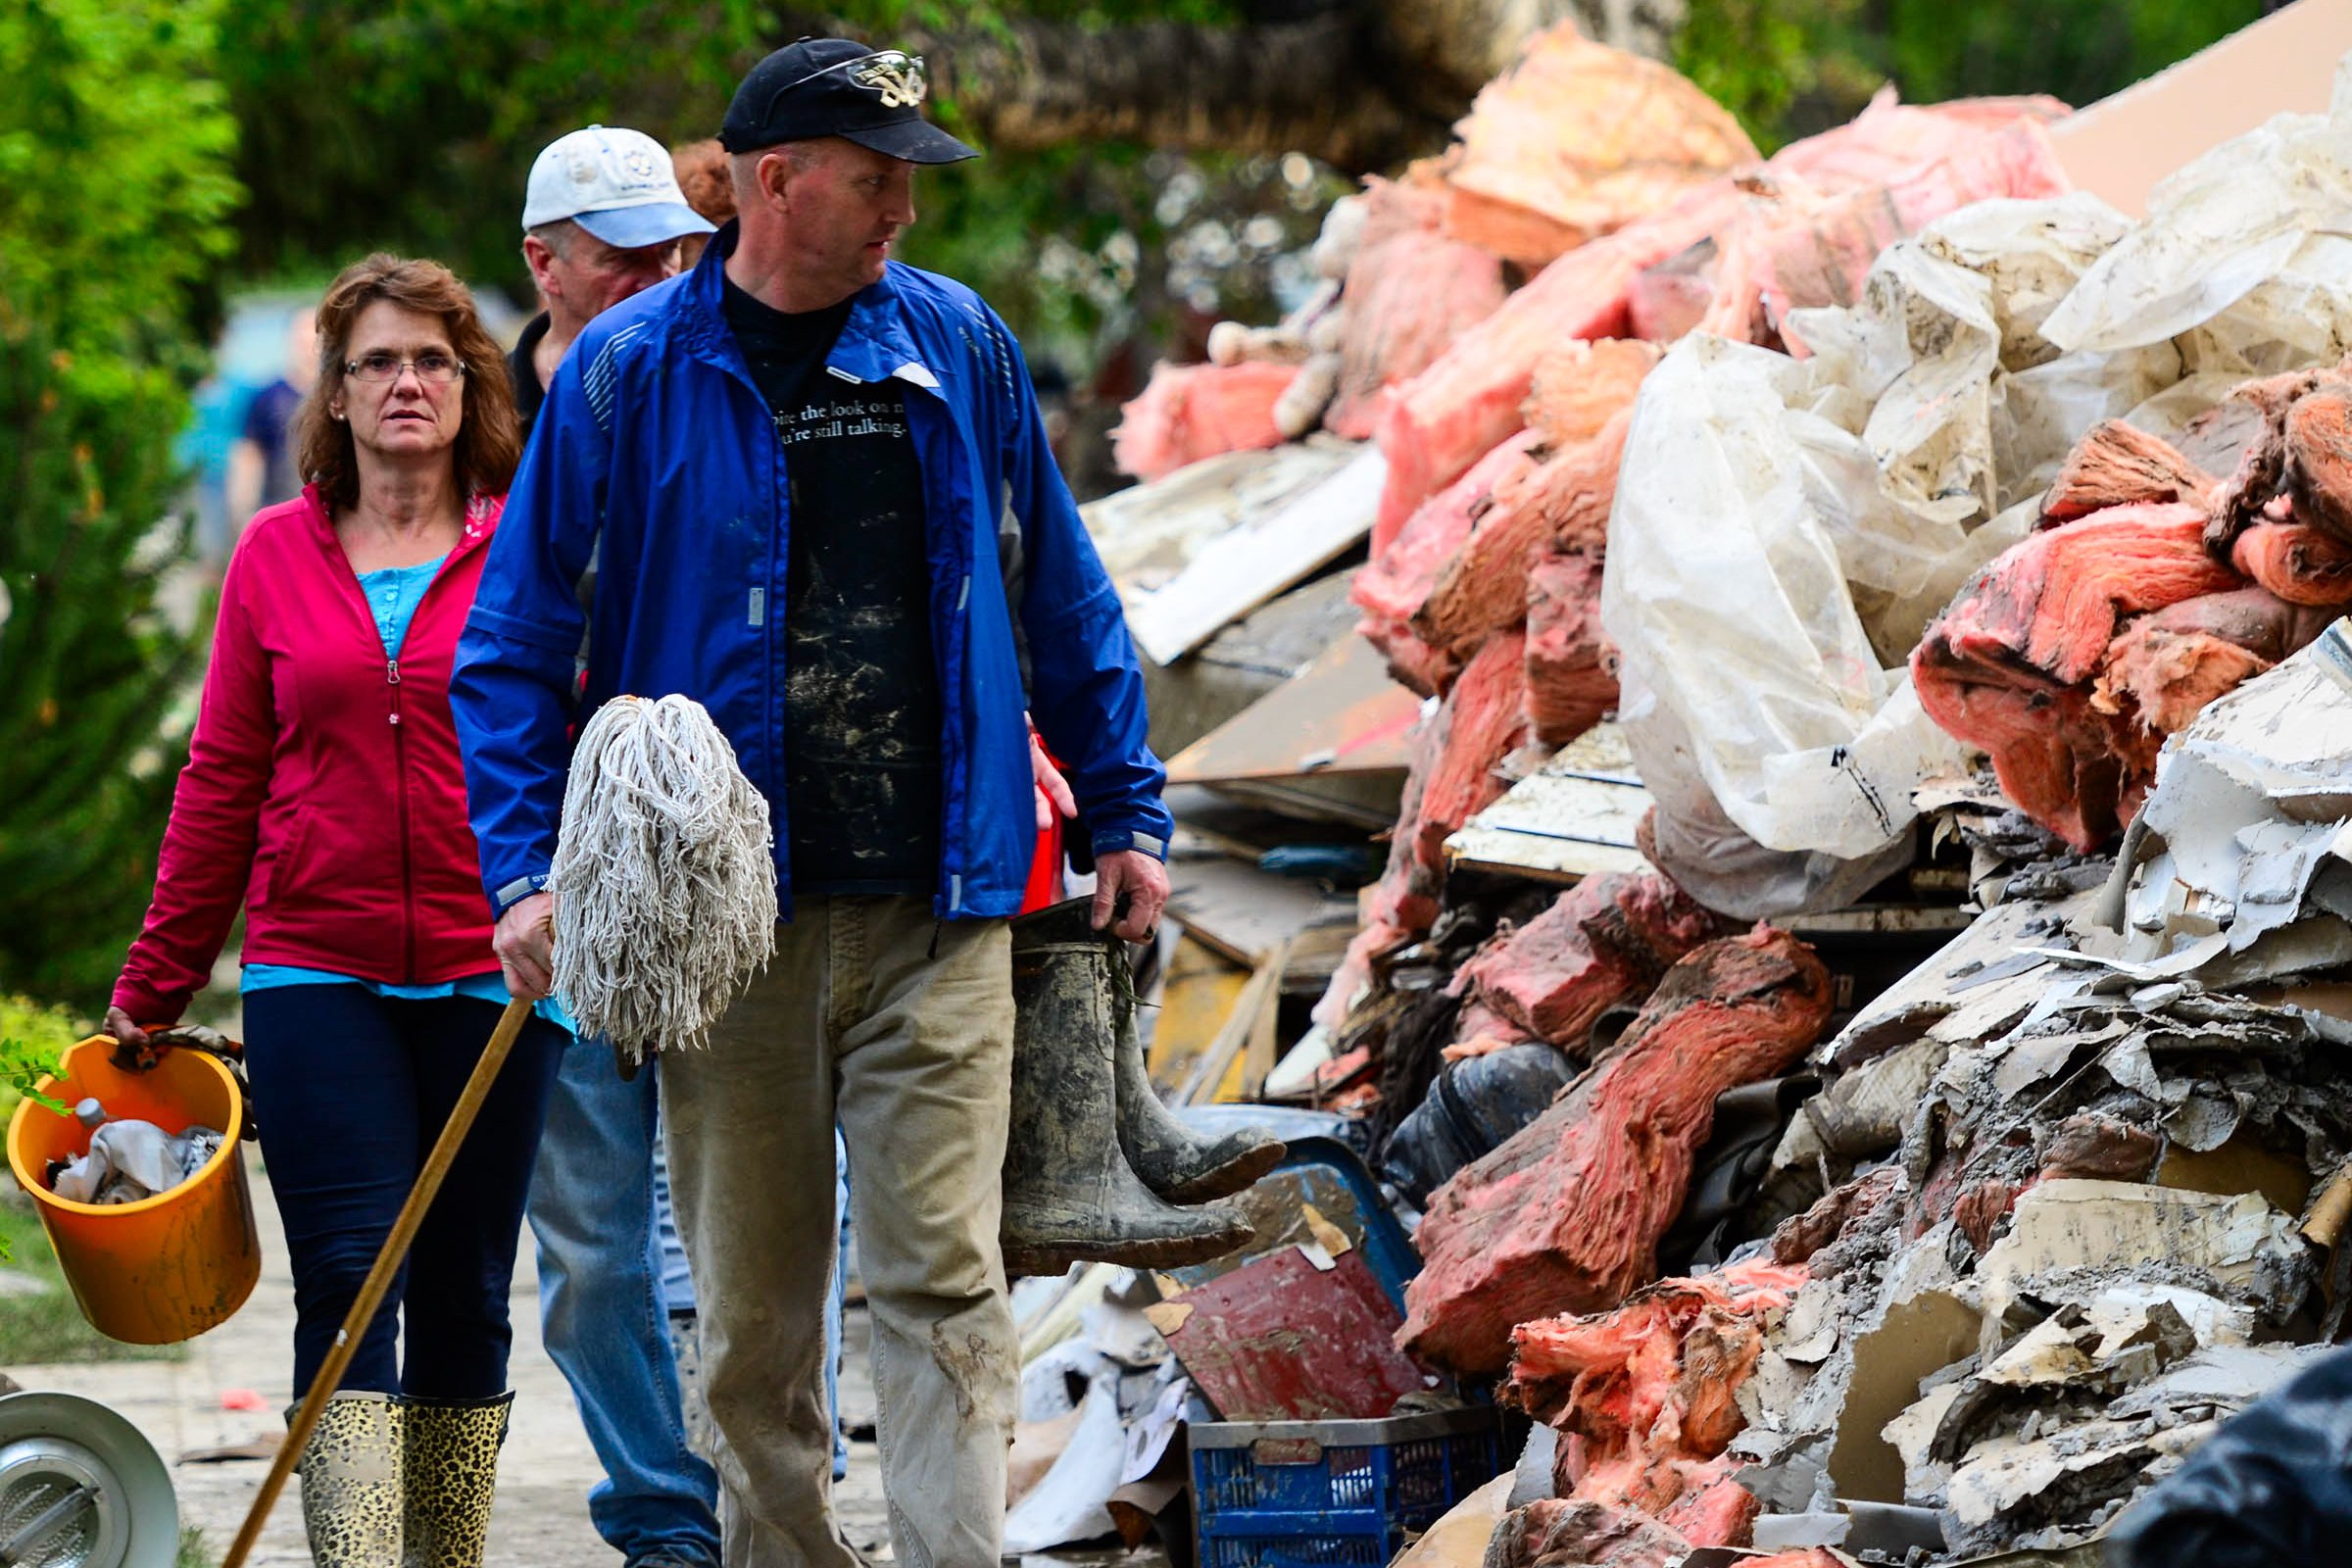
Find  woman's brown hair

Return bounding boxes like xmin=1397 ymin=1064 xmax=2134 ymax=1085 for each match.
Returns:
xmin=293 ymin=254 xmax=521 ymax=513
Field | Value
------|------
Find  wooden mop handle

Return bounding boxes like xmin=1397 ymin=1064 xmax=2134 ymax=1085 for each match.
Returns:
xmin=220 ymin=996 xmax=534 ymax=1568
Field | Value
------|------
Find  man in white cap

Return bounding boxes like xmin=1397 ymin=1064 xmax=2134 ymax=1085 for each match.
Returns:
xmin=512 ymin=126 xmax=724 ymax=1568
xmin=511 ymin=125 xmax=716 ymax=437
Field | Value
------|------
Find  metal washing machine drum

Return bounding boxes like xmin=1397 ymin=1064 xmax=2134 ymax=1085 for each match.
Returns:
xmin=0 ymin=1392 xmax=176 ymax=1568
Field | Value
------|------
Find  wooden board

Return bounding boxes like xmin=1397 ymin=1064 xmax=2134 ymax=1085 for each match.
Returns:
xmin=1155 ymin=1248 xmax=1425 ymax=1422
xmin=1084 ymin=437 xmax=1363 ymax=593
xmin=2047 ymin=0 xmax=2352 ymax=219
xmin=1167 ymin=630 xmax=1423 ymax=785
xmin=1443 ymin=721 xmax=1652 ymax=884
xmin=1166 ymin=853 xmax=1359 ymax=969
xmin=1146 ymin=937 xmax=1251 ymax=1098
xmin=1178 ymin=941 xmax=1291 ymax=1105
xmin=1140 ymin=573 xmax=1366 ymax=760
xmin=1128 ymin=443 xmax=1389 ymax=665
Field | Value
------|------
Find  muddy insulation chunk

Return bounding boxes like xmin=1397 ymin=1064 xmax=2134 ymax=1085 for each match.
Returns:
xmin=1509 ymin=1260 xmax=1808 ymax=1547
xmin=1482 ymin=1498 xmax=1689 ymax=1568
xmin=1911 ymin=503 xmax=2242 ymax=850
xmin=1449 ymin=869 xmax=1724 ymax=1049
xmin=2040 ymin=420 xmax=2217 ymax=522
xmin=1401 ymin=927 xmax=1834 ymax=1374
xmin=1522 ymin=554 xmax=1619 ymax=745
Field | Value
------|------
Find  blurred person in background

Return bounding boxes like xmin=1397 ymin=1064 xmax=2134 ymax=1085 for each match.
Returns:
xmin=224 ymin=307 xmax=318 ymax=528
xmin=669 ymin=138 xmax=733 ymax=270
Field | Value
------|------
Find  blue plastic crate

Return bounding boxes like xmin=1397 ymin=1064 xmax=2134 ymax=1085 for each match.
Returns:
xmin=1192 ymin=1408 xmax=1501 ymax=1568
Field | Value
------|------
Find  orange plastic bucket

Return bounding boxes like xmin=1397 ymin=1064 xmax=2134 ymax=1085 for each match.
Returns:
xmin=7 ymin=1035 xmax=259 ymax=1344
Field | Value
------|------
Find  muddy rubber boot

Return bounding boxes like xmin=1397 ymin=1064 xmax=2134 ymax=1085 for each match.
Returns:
xmin=1002 ymin=901 xmax=1256 ymax=1276
xmin=1111 ymin=965 xmax=1286 ymax=1202
xmin=292 ymin=1392 xmax=406 ymax=1567
xmin=1004 ymin=896 xmax=1294 ymax=1201
xmin=399 ymin=1392 xmax=512 ymax=1568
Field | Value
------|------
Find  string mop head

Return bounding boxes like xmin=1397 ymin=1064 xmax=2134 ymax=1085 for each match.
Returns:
xmin=549 ymin=694 xmax=777 ymax=1061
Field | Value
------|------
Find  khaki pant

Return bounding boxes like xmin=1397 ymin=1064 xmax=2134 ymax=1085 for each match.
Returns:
xmin=662 ymin=897 xmax=1016 ymax=1568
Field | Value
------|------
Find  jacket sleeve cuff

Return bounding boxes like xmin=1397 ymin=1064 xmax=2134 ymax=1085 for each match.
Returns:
xmin=491 ymin=870 xmax=553 ymax=916
xmin=1090 ymin=827 xmax=1168 ymax=861
xmin=110 ymin=981 xmax=188 ymax=1029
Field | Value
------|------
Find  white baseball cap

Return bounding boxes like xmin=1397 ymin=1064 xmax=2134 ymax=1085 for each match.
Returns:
xmin=522 ymin=125 xmax=716 ymax=248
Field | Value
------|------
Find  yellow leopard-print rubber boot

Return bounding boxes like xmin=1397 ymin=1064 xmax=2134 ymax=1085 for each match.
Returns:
xmin=293 ymin=1392 xmax=407 ymax=1567
xmin=400 ymin=1393 xmax=514 ymax=1568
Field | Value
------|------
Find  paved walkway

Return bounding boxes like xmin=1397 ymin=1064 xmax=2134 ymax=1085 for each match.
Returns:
xmin=16 ymin=1149 xmax=893 ymax=1565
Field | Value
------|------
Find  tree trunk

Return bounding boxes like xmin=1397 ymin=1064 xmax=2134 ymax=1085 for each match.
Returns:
xmin=903 ymin=0 xmax=1688 ymax=173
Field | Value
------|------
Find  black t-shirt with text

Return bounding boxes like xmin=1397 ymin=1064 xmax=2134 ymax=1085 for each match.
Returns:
xmin=721 ymin=277 xmax=943 ymax=897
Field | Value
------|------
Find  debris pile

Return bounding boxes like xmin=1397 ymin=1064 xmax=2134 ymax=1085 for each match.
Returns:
xmin=1064 ymin=17 xmax=2352 ymax=1568
xmin=1402 ymin=928 xmax=1832 ymax=1374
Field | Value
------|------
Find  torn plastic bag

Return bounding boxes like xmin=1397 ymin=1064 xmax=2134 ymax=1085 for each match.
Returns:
xmin=2105 ymin=1342 xmax=2352 ymax=1567
xmin=1602 ymin=335 xmax=1971 ymax=891
xmin=1380 ymin=1042 xmax=1576 ymax=1205
xmin=1657 ymin=1073 xmax=1820 ymax=1273
xmin=2041 ymin=59 xmax=2352 ymax=363
xmin=1613 ymin=639 xmax=1919 ymax=921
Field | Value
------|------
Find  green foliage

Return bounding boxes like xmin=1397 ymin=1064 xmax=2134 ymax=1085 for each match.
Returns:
xmin=216 ymin=0 xmax=768 ymax=289
xmin=1678 ymin=0 xmax=2263 ymax=148
xmin=0 ymin=0 xmax=241 ymax=1005
xmin=0 ymin=1031 xmax=73 ymax=1119
xmin=211 ymin=0 xmax=1294 ymax=351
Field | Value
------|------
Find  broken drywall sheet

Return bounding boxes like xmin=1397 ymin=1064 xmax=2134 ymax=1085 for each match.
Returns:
xmin=1975 ymin=1179 xmax=2308 ymax=1324
xmin=2120 ymin=628 xmax=2352 ymax=969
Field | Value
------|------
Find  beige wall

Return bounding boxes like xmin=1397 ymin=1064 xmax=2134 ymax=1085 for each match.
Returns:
xmin=2050 ymin=0 xmax=2352 ymax=216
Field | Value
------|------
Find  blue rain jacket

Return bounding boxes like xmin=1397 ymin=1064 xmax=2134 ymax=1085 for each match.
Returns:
xmin=451 ymin=226 xmax=1170 ymax=921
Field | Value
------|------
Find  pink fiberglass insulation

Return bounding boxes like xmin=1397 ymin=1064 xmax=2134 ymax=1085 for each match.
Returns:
xmin=2230 ymin=521 xmax=2352 ymax=606
xmin=1509 ymin=1260 xmax=1809 ymax=1548
xmin=2042 ymin=419 xmax=2218 ymax=523
xmin=1450 ymin=869 xmax=1723 ymax=1050
xmin=1327 ymin=174 xmax=1509 ymax=440
xmin=1708 ymin=119 xmax=2071 ymax=350
xmin=1523 ymin=553 xmax=1619 ymax=745
xmin=1912 ymin=503 xmax=2242 ymax=849
xmin=1372 ymin=92 xmax=2071 ymax=539
xmin=1401 ymin=928 xmax=1832 ymax=1374
xmin=1371 ymin=179 xmax=1738 ymax=547
xmin=1407 ymin=629 xmax=1531 ymax=875
xmin=1416 ymin=407 xmax=1634 ymax=658
xmin=1357 ymin=430 xmax=1543 ymax=694
xmin=1110 ymin=361 xmax=1297 ymax=481
xmin=1313 ymin=633 xmax=1528 ymax=1030
xmin=1439 ymin=22 xmax=1756 ymax=270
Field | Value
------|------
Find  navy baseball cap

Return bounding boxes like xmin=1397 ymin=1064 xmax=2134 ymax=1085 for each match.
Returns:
xmin=720 ymin=38 xmax=979 ymax=164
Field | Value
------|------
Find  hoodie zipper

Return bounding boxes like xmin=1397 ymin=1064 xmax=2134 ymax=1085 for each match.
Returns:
xmin=318 ymin=500 xmax=484 ymax=984
xmin=386 ymin=652 xmax=416 ymax=978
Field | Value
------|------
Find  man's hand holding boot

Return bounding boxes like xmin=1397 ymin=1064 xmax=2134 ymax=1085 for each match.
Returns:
xmin=1091 ymin=852 xmax=1167 ymax=942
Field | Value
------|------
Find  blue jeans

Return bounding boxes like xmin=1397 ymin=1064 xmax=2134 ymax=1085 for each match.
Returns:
xmin=530 ymin=1048 xmax=721 ymax=1567
xmin=241 ymin=988 xmax=564 ymax=1400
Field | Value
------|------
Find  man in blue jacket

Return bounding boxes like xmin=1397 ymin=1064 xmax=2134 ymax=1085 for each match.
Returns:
xmin=451 ymin=36 xmax=1171 ymax=1568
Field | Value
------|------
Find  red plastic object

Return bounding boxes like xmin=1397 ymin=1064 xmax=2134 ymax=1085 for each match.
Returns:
xmin=1162 ymin=1248 xmax=1434 ymax=1422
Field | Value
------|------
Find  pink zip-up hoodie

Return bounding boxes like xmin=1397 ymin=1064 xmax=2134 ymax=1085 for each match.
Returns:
xmin=113 ymin=487 xmax=508 ymax=1023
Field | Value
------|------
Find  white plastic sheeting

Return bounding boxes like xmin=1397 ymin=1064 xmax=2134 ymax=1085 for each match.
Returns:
xmin=1604 ymin=62 xmax=2352 ymax=913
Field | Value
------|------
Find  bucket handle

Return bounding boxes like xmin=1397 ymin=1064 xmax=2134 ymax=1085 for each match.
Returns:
xmin=110 ymin=1025 xmax=259 ymax=1143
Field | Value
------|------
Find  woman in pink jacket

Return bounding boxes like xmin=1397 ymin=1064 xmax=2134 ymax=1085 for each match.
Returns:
xmin=106 ymin=255 xmax=562 ymax=1568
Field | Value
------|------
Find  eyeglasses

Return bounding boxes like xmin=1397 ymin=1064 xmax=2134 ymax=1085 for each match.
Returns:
xmin=345 ymin=351 xmax=466 ymax=384
xmin=773 ymin=48 xmax=927 ymax=111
